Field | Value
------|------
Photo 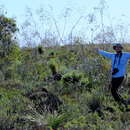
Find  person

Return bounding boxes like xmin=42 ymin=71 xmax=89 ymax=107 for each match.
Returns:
xmin=96 ymin=43 xmax=130 ymax=107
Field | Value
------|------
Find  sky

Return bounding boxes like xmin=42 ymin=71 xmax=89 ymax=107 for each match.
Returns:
xmin=1 ymin=0 xmax=130 ymax=23
xmin=1 ymin=0 xmax=130 ymax=45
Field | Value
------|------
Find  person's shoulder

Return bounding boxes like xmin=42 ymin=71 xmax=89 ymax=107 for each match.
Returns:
xmin=122 ymin=52 xmax=130 ymax=55
xmin=122 ymin=52 xmax=130 ymax=57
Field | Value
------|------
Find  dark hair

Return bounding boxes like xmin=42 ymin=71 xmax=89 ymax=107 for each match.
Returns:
xmin=113 ymin=43 xmax=123 ymax=50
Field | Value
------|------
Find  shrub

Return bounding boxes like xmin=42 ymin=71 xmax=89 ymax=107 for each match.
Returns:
xmin=0 ymin=87 xmax=30 ymax=129
xmin=61 ymin=70 xmax=90 ymax=94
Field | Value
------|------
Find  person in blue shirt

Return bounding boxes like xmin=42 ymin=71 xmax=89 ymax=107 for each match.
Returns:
xmin=96 ymin=43 xmax=130 ymax=107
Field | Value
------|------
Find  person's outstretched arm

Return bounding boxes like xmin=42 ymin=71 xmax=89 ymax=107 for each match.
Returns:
xmin=95 ymin=48 xmax=113 ymax=59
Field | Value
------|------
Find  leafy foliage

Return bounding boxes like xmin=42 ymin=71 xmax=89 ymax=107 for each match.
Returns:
xmin=1 ymin=15 xmax=130 ymax=130
xmin=0 ymin=15 xmax=18 ymax=55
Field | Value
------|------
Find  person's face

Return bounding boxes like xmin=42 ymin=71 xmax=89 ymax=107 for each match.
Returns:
xmin=115 ymin=46 xmax=122 ymax=53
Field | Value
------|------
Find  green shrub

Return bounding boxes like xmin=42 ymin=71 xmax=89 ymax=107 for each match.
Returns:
xmin=0 ymin=87 xmax=30 ymax=128
xmin=48 ymin=113 xmax=70 ymax=129
xmin=61 ymin=70 xmax=90 ymax=94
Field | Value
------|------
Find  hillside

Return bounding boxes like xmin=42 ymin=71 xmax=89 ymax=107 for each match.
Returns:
xmin=0 ymin=43 xmax=130 ymax=129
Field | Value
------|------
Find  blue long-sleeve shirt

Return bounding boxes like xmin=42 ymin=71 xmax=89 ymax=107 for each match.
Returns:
xmin=99 ymin=50 xmax=130 ymax=78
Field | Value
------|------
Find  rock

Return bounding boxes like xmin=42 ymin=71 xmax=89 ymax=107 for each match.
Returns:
xmin=25 ymin=88 xmax=62 ymax=113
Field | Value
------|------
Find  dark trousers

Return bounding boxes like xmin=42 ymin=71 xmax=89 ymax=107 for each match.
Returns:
xmin=111 ymin=76 xmax=125 ymax=104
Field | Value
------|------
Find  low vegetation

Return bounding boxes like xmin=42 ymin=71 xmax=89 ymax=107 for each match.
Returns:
xmin=1 ymin=14 xmax=130 ymax=130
